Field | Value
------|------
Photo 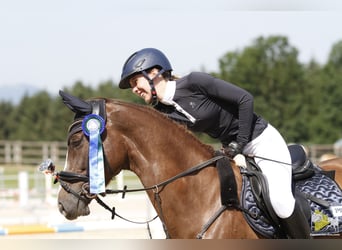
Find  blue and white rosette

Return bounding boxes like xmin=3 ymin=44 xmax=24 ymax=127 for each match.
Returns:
xmin=82 ymin=114 xmax=106 ymax=194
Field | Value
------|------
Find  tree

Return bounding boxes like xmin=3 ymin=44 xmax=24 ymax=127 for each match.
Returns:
xmin=10 ymin=91 xmax=54 ymax=140
xmin=0 ymin=101 xmax=14 ymax=139
xmin=301 ymin=60 xmax=327 ymax=143
xmin=63 ymin=81 xmax=95 ymax=99
xmin=317 ymin=40 xmax=342 ymax=142
xmin=214 ymin=36 xmax=306 ymax=142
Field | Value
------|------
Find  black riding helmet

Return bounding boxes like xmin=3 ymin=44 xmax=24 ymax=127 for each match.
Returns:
xmin=119 ymin=48 xmax=173 ymax=89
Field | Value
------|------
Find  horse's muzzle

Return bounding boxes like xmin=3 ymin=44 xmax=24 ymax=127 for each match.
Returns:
xmin=57 ymin=182 xmax=92 ymax=220
xmin=58 ymin=196 xmax=91 ymax=220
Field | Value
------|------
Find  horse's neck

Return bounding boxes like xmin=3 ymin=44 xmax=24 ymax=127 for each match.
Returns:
xmin=128 ymin=128 xmax=213 ymax=187
xmin=115 ymin=103 xmax=214 ymax=187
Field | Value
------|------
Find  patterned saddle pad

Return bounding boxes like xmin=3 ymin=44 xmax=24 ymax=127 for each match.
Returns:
xmin=241 ymin=170 xmax=342 ymax=238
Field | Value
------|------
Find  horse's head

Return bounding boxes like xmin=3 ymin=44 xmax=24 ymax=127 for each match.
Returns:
xmin=56 ymin=91 xmax=127 ymax=220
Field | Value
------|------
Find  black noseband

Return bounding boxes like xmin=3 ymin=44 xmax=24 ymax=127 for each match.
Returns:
xmin=55 ymin=171 xmax=89 ymax=184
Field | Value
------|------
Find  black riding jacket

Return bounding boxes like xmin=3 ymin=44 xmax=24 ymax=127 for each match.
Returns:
xmin=154 ymin=72 xmax=267 ymax=147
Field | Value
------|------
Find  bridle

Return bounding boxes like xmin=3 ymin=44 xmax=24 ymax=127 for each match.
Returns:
xmin=55 ymin=98 xmax=107 ymax=201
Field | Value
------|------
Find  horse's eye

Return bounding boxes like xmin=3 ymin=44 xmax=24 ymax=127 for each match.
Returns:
xmin=69 ymin=133 xmax=84 ymax=147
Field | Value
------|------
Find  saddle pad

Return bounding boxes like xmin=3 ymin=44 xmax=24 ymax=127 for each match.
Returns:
xmin=241 ymin=172 xmax=342 ymax=238
xmin=241 ymin=175 xmax=277 ymax=238
xmin=296 ymin=173 xmax=342 ymax=236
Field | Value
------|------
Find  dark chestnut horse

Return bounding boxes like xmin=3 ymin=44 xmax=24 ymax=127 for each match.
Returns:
xmin=56 ymin=92 xmax=342 ymax=239
xmin=319 ymin=157 xmax=342 ymax=188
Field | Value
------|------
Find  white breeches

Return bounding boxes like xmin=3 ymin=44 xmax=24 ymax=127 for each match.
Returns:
xmin=243 ymin=124 xmax=295 ymax=218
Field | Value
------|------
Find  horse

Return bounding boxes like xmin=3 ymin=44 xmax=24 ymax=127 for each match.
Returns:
xmin=319 ymin=153 xmax=338 ymax=162
xmin=55 ymin=91 xmax=342 ymax=239
xmin=319 ymin=157 xmax=342 ymax=188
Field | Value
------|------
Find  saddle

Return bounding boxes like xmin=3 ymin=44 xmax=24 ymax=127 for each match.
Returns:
xmin=238 ymin=144 xmax=342 ymax=238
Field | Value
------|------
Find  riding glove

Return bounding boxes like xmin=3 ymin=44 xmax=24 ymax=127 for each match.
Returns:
xmin=223 ymin=141 xmax=244 ymax=159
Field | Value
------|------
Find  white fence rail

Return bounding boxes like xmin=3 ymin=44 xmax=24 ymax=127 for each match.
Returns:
xmin=0 ymin=140 xmax=340 ymax=166
xmin=0 ymin=169 xmax=137 ymax=206
xmin=0 ymin=140 xmax=67 ymax=166
xmin=0 ymin=140 xmax=340 ymax=205
xmin=0 ymin=169 xmax=54 ymax=206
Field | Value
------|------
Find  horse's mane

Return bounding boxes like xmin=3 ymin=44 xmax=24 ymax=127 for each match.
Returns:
xmin=106 ymin=98 xmax=215 ymax=155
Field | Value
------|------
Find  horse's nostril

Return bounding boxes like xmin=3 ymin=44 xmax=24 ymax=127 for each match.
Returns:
xmin=58 ymin=202 xmax=67 ymax=216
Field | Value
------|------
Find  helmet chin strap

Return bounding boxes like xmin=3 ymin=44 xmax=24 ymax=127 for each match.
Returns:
xmin=142 ymin=69 xmax=165 ymax=107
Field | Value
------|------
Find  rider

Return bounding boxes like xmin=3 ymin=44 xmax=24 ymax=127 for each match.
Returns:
xmin=118 ymin=48 xmax=311 ymax=239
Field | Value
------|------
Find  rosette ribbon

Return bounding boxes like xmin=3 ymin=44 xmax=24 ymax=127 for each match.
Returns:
xmin=82 ymin=114 xmax=106 ymax=194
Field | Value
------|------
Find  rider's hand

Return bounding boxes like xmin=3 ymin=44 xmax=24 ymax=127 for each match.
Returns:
xmin=223 ymin=141 xmax=243 ymax=159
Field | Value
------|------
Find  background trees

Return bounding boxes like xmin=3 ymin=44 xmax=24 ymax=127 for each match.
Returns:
xmin=1 ymin=35 xmax=341 ymax=144
xmin=214 ymin=36 xmax=305 ymax=142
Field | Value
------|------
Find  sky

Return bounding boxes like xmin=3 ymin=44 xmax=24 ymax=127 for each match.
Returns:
xmin=1 ymin=0 xmax=342 ymax=101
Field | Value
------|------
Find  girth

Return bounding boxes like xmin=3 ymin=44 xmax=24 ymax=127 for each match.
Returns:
xmin=214 ymin=151 xmax=239 ymax=207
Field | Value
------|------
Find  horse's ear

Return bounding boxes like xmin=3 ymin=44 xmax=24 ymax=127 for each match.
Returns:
xmin=59 ymin=90 xmax=92 ymax=114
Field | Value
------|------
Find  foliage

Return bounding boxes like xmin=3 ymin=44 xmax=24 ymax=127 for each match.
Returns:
xmin=1 ymin=36 xmax=341 ymax=144
xmin=213 ymin=36 xmax=342 ymax=144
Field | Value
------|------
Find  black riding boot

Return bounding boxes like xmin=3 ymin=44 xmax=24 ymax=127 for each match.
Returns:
xmin=280 ymin=201 xmax=311 ymax=239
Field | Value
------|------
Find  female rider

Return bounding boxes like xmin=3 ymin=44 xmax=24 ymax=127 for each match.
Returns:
xmin=118 ymin=48 xmax=310 ymax=239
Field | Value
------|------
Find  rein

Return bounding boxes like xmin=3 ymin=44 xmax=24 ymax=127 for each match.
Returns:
xmin=105 ymin=155 xmax=225 ymax=195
